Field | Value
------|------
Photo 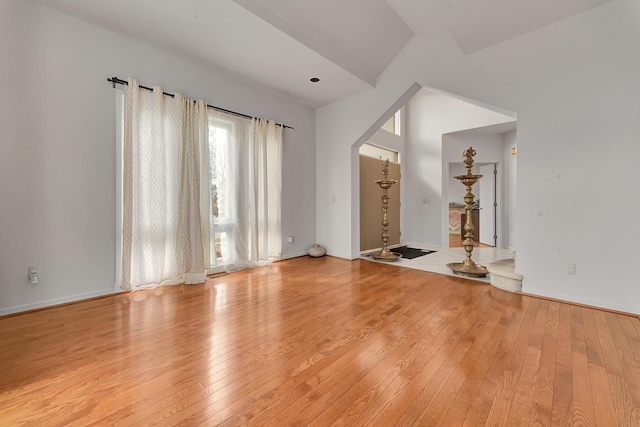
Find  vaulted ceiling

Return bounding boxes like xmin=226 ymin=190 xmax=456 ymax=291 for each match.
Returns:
xmin=34 ymin=0 xmax=613 ymax=108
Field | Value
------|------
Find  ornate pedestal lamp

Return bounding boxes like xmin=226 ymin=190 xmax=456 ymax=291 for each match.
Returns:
xmin=372 ymin=159 xmax=400 ymax=262
xmin=447 ymin=147 xmax=488 ymax=278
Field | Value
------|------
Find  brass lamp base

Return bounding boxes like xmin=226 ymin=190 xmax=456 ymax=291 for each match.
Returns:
xmin=446 ymin=262 xmax=488 ymax=278
xmin=372 ymin=248 xmax=401 ymax=262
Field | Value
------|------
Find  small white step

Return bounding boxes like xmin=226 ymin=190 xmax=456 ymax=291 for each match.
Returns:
xmin=487 ymin=258 xmax=522 ymax=293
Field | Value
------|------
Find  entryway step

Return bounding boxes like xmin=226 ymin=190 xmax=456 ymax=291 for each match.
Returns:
xmin=487 ymin=258 xmax=522 ymax=293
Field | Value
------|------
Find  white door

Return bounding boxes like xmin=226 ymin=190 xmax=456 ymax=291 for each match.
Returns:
xmin=479 ymin=164 xmax=496 ymax=246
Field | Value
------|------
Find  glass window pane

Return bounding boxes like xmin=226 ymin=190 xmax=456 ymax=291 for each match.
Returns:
xmin=381 ymin=115 xmax=395 ymax=134
xmin=359 ymin=143 xmax=399 ymax=163
xmin=214 ymin=232 xmax=228 ymax=259
xmin=209 ymin=126 xmax=230 ymax=221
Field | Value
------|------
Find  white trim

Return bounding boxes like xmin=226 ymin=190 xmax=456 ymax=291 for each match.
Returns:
xmin=0 ymin=289 xmax=116 ymax=316
xmin=522 ymin=286 xmax=639 ymax=316
xmin=331 ymin=251 xmax=359 ymax=260
xmin=280 ymin=251 xmax=309 ymax=260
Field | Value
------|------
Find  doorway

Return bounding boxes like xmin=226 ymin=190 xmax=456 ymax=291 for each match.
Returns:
xmin=447 ymin=161 xmax=499 ymax=248
xmin=359 ymin=144 xmax=401 ymax=252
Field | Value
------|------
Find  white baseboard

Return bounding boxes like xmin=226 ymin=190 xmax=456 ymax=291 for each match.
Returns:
xmin=522 ymin=286 xmax=639 ymax=316
xmin=0 ymin=288 xmax=116 ymax=316
xmin=360 ymin=247 xmax=382 ymax=255
xmin=280 ymin=251 xmax=309 ymax=260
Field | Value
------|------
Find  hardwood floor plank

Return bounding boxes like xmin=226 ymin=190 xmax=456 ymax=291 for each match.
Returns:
xmin=527 ymin=300 xmax=560 ymax=426
xmin=593 ymin=311 xmax=625 ymax=379
xmin=503 ymin=299 xmax=548 ymax=426
xmin=604 ymin=312 xmax=640 ymax=414
xmin=400 ymin=294 xmax=512 ymax=424
xmin=458 ymin=292 xmax=531 ymax=427
xmin=482 ymin=297 xmax=539 ymax=426
xmin=1 ymin=257 xmax=639 ymax=426
xmin=569 ymin=305 xmax=596 ymax=427
xmin=550 ymin=303 xmax=574 ymax=426
xmin=618 ymin=316 xmax=640 ymax=370
xmin=583 ymin=304 xmax=607 ymax=369
xmin=415 ymin=294 xmax=516 ymax=426
xmin=583 ymin=307 xmax=620 ymax=426
xmin=607 ymin=373 xmax=640 ymax=427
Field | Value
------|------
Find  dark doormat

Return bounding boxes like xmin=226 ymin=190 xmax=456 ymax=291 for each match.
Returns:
xmin=391 ymin=246 xmax=436 ymax=260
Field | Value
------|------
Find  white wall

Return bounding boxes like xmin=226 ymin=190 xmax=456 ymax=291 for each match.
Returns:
xmin=0 ymin=0 xmax=316 ymax=314
xmin=503 ymin=129 xmax=517 ymax=249
xmin=316 ymin=81 xmax=420 ymax=259
xmin=404 ymin=89 xmax=513 ymax=248
xmin=317 ymin=0 xmax=640 ymax=314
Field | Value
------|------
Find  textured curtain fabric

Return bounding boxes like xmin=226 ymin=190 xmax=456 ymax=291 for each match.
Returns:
xmin=250 ymin=118 xmax=282 ymax=264
xmin=121 ymin=79 xmax=211 ymax=290
xmin=210 ymin=111 xmax=282 ymax=269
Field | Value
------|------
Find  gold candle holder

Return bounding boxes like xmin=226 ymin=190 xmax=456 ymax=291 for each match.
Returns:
xmin=447 ymin=147 xmax=488 ymax=278
xmin=372 ymin=159 xmax=400 ymax=262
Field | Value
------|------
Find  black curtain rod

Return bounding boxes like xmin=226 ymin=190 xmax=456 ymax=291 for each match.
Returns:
xmin=107 ymin=77 xmax=293 ymax=130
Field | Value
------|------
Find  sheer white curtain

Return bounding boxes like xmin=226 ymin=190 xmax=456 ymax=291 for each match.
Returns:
xmin=250 ymin=118 xmax=282 ymax=264
xmin=119 ymin=79 xmax=282 ymax=289
xmin=121 ymin=79 xmax=211 ymax=290
xmin=209 ymin=111 xmax=282 ymax=269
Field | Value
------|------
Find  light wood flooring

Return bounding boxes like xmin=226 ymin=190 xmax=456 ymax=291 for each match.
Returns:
xmin=1 ymin=256 xmax=640 ymax=426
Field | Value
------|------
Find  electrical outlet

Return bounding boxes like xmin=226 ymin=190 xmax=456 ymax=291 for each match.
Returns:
xmin=28 ymin=267 xmax=39 ymax=284
xmin=567 ymin=263 xmax=576 ymax=275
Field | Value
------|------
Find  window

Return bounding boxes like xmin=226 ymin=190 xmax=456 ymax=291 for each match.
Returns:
xmin=380 ymin=109 xmax=401 ymax=136
xmin=208 ymin=116 xmax=236 ymax=268
xmin=115 ymin=91 xmax=235 ymax=283
xmin=359 ymin=143 xmax=399 ymax=163
xmin=116 ymin=83 xmax=282 ymax=289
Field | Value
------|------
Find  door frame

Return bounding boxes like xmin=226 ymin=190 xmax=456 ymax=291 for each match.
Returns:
xmin=359 ymin=153 xmax=401 ymax=252
xmin=444 ymin=161 xmax=504 ymax=248
xmin=479 ymin=163 xmax=497 ymax=246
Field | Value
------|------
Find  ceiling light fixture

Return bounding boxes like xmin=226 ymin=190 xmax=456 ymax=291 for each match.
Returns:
xmin=310 ymin=77 xmax=320 ymax=83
